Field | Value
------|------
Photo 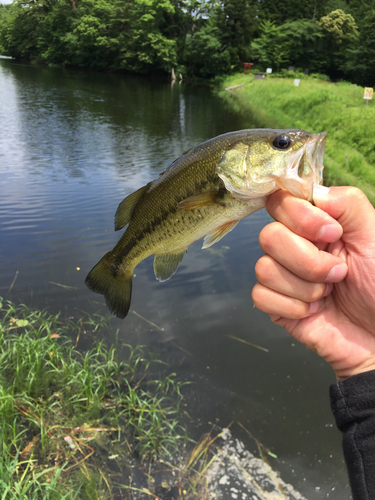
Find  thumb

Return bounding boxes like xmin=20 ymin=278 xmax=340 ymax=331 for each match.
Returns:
xmin=313 ymin=186 xmax=375 ymax=249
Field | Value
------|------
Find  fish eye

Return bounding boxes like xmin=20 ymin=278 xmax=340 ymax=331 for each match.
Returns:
xmin=273 ymin=134 xmax=291 ymax=150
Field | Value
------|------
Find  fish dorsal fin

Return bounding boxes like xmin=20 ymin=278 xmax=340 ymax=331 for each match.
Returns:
xmin=153 ymin=250 xmax=187 ymax=282
xmin=178 ymin=191 xmax=225 ymax=209
xmin=172 ymin=148 xmax=192 ymax=163
xmin=115 ymin=183 xmax=151 ymax=231
xmin=202 ymin=221 xmax=239 ymax=249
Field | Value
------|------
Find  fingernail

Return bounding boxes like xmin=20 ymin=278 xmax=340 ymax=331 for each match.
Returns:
xmin=316 ymin=224 xmax=342 ymax=242
xmin=323 ymin=283 xmax=334 ymax=297
xmin=313 ymin=185 xmax=330 ymax=201
xmin=325 ymin=263 xmax=348 ymax=283
xmin=309 ymin=301 xmax=320 ymax=314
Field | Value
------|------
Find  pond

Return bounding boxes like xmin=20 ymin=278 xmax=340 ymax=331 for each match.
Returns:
xmin=0 ymin=59 xmax=351 ymax=498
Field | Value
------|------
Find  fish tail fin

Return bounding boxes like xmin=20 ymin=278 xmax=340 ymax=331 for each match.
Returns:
xmin=85 ymin=252 xmax=133 ymax=319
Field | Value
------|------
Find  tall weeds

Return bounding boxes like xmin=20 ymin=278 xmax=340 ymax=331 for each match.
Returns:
xmin=0 ymin=298 xmax=188 ymax=499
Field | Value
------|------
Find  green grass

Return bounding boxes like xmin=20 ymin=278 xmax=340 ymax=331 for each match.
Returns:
xmin=0 ymin=298 xmax=190 ymax=499
xmin=218 ymin=73 xmax=375 ymax=204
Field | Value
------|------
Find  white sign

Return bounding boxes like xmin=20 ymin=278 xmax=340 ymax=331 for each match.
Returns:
xmin=294 ymin=79 xmax=300 ymax=87
xmin=266 ymin=68 xmax=272 ymax=74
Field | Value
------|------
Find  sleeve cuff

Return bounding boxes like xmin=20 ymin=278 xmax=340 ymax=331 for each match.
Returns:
xmin=330 ymin=370 xmax=375 ymax=431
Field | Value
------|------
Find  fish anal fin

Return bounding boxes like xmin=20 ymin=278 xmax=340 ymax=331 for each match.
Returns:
xmin=178 ymin=191 xmax=225 ymax=210
xmin=202 ymin=221 xmax=239 ymax=249
xmin=154 ymin=250 xmax=187 ymax=282
xmin=115 ymin=183 xmax=151 ymax=231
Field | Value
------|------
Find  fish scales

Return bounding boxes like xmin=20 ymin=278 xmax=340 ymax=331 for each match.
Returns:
xmin=85 ymin=129 xmax=327 ymax=318
xmin=110 ymin=138 xmax=230 ymax=267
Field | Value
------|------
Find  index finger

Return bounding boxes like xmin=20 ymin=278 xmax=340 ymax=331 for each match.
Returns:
xmin=266 ymin=190 xmax=343 ymax=243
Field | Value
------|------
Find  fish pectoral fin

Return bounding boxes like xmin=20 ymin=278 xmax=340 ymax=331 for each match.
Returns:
xmin=154 ymin=250 xmax=187 ymax=282
xmin=115 ymin=182 xmax=151 ymax=231
xmin=202 ymin=221 xmax=239 ymax=249
xmin=178 ymin=191 xmax=225 ymax=209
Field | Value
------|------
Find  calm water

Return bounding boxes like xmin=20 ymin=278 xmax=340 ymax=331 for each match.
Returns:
xmin=0 ymin=60 xmax=351 ymax=498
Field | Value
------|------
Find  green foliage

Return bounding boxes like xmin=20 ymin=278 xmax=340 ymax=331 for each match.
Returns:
xmin=318 ymin=9 xmax=359 ymax=44
xmin=0 ymin=298 xmax=190 ymax=498
xmin=281 ymin=19 xmax=324 ymax=69
xmin=256 ymin=0 xmax=326 ymax=23
xmin=0 ymin=0 xmax=178 ymax=72
xmin=184 ymin=22 xmax=230 ymax=77
xmin=251 ymin=20 xmax=290 ymax=71
xmin=251 ymin=19 xmax=323 ymax=71
xmin=118 ymin=0 xmax=178 ymax=72
xmin=339 ymin=9 xmax=375 ymax=85
xmin=316 ymin=9 xmax=359 ymax=78
xmin=323 ymin=0 xmax=351 ymax=14
xmin=0 ymin=0 xmax=373 ymax=83
xmin=217 ymin=0 xmax=257 ymax=68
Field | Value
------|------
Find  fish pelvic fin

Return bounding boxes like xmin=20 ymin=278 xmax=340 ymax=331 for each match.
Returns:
xmin=154 ymin=250 xmax=187 ymax=282
xmin=85 ymin=252 xmax=133 ymax=319
xmin=202 ymin=220 xmax=239 ymax=249
xmin=115 ymin=182 xmax=151 ymax=231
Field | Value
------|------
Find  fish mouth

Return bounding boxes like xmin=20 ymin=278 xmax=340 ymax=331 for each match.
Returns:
xmin=276 ymin=131 xmax=327 ymax=202
xmin=307 ymin=131 xmax=327 ymax=186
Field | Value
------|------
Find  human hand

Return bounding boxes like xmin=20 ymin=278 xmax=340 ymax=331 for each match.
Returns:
xmin=252 ymin=186 xmax=375 ymax=380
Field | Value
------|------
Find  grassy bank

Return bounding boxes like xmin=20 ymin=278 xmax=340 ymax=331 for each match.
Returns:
xmin=219 ymin=73 xmax=375 ymax=204
xmin=0 ymin=298 xmax=194 ymax=499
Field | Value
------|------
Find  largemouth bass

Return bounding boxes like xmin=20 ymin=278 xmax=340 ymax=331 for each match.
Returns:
xmin=86 ymin=129 xmax=327 ymax=318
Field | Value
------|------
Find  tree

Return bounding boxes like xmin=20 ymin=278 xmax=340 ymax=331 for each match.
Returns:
xmin=59 ymin=0 xmax=119 ymax=68
xmin=318 ymin=9 xmax=359 ymax=45
xmin=37 ymin=0 xmax=75 ymax=66
xmin=0 ymin=1 xmax=44 ymax=60
xmin=184 ymin=21 xmax=230 ymax=77
xmin=256 ymin=0 xmax=326 ymax=23
xmin=341 ymin=9 xmax=375 ymax=85
xmin=281 ymin=19 xmax=324 ymax=71
xmin=216 ymin=0 xmax=258 ymax=68
xmin=0 ymin=0 xmax=372 ymax=83
xmin=119 ymin=0 xmax=178 ymax=72
xmin=317 ymin=9 xmax=359 ymax=78
xmin=251 ymin=20 xmax=291 ymax=70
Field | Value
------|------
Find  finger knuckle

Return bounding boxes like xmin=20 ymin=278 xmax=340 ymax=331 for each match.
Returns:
xmin=289 ymin=299 xmax=310 ymax=319
xmin=346 ymin=186 xmax=366 ymax=202
xmin=251 ymin=284 xmax=262 ymax=308
xmin=303 ymin=257 xmax=328 ymax=282
xmin=254 ymin=256 xmax=274 ymax=283
xmin=259 ymin=222 xmax=282 ymax=253
xmin=308 ymin=283 xmax=326 ymax=302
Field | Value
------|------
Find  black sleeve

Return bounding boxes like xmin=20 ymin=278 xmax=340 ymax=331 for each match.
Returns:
xmin=330 ymin=370 xmax=375 ymax=500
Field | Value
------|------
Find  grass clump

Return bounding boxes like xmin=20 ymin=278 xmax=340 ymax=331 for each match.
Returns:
xmin=0 ymin=298 xmax=189 ymax=499
xmin=219 ymin=73 xmax=375 ymax=204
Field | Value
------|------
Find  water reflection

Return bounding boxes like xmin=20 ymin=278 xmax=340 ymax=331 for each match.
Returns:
xmin=0 ymin=59 xmax=350 ymax=499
